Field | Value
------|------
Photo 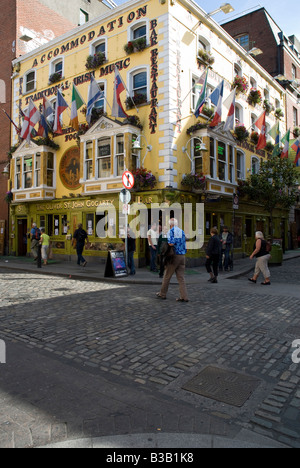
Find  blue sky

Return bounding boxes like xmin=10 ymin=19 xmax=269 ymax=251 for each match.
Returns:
xmin=196 ymin=1 xmax=299 ymax=37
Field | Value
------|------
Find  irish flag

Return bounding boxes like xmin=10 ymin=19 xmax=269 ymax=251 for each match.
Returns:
xmin=70 ymin=84 xmax=85 ymax=130
xmin=280 ymin=130 xmax=290 ymax=159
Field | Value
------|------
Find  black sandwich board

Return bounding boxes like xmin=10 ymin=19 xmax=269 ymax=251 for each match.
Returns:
xmin=104 ymin=250 xmax=128 ymax=278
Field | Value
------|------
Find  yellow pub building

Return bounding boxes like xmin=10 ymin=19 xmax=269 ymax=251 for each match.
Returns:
xmin=9 ymin=0 xmax=288 ymax=265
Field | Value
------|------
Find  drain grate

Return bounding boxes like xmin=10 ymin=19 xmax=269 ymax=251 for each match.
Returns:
xmin=182 ymin=366 xmax=260 ymax=407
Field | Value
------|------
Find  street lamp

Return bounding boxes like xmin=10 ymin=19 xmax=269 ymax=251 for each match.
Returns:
xmin=132 ymin=135 xmax=152 ymax=166
xmin=1 ymin=164 xmax=10 ymax=177
xmin=247 ymin=47 xmax=263 ymax=57
xmin=206 ymin=3 xmax=234 ymax=17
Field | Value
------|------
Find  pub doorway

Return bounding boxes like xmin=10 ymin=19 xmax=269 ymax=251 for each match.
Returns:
xmin=17 ymin=218 xmax=28 ymax=256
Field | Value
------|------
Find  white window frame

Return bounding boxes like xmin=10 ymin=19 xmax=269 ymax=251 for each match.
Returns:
xmin=46 ymin=152 xmax=55 ymax=188
xmin=96 ymin=136 xmax=112 ymax=180
xmin=84 ymin=140 xmax=94 ymax=181
xmin=236 ymin=150 xmax=245 ymax=181
xmin=34 ymin=153 xmax=41 ymax=187
xmin=127 ymin=65 xmax=149 ymax=100
xmin=93 ymin=80 xmax=106 ymax=113
xmin=24 ymin=69 xmax=36 ymax=94
xmin=127 ymin=19 xmax=149 ymax=44
xmin=89 ymin=37 xmax=107 ymax=59
xmin=49 ymin=56 xmax=64 ymax=80
xmin=197 ymin=35 xmax=211 ymax=53
xmin=114 ymin=134 xmax=125 ymax=177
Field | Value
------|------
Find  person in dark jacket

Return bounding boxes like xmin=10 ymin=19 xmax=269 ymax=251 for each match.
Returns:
xmin=206 ymin=228 xmax=222 ymax=283
xmin=73 ymin=224 xmax=89 ymax=267
xmin=219 ymin=225 xmax=233 ymax=271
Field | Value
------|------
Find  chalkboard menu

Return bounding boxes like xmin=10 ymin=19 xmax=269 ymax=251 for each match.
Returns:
xmin=104 ymin=250 xmax=128 ymax=278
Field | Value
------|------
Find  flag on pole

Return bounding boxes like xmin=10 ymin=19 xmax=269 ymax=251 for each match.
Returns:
xmin=86 ymin=75 xmax=104 ymax=124
xmin=280 ymin=130 xmax=290 ymax=159
xmin=209 ymin=80 xmax=224 ymax=128
xmin=37 ymin=96 xmax=54 ymax=137
xmin=1 ymin=108 xmax=21 ymax=135
xmin=20 ymin=99 xmax=41 ymax=142
xmin=194 ymin=69 xmax=209 ymax=118
xmin=269 ymin=121 xmax=281 ymax=157
xmin=53 ymin=89 xmax=68 ymax=134
xmin=223 ymin=89 xmax=236 ymax=132
xmin=255 ymin=111 xmax=267 ymax=150
xmin=112 ymin=67 xmax=128 ymax=119
xmin=292 ymin=138 xmax=300 ymax=166
xmin=70 ymin=83 xmax=85 ymax=130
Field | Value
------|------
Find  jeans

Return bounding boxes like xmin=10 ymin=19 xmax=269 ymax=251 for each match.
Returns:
xmin=150 ymin=246 xmax=157 ymax=271
xmin=128 ymin=250 xmax=136 ymax=275
xmin=76 ymin=244 xmax=86 ymax=265
xmin=219 ymin=249 xmax=230 ymax=270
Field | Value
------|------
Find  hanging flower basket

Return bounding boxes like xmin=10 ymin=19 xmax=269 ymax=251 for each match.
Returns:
xmin=275 ymin=108 xmax=284 ymax=120
xmin=232 ymin=75 xmax=249 ymax=95
xmin=186 ymin=122 xmax=208 ymax=135
xmin=4 ymin=191 xmax=13 ymax=203
xmin=234 ymin=125 xmax=249 ymax=142
xmin=181 ymin=173 xmax=206 ymax=191
xmin=132 ymin=168 xmax=157 ymax=191
xmin=250 ymin=131 xmax=259 ymax=145
xmin=85 ymin=52 xmax=106 ymax=70
xmin=263 ymin=99 xmax=275 ymax=115
xmin=247 ymin=88 xmax=262 ymax=106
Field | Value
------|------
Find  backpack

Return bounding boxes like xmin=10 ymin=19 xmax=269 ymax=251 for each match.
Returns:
xmin=77 ymin=229 xmax=86 ymax=244
xmin=266 ymin=241 xmax=272 ymax=253
xmin=34 ymin=228 xmax=41 ymax=241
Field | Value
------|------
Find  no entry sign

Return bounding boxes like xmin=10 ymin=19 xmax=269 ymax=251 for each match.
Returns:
xmin=122 ymin=171 xmax=135 ymax=190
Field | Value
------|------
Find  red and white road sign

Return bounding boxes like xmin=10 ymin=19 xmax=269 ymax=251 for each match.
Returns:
xmin=122 ymin=171 xmax=135 ymax=189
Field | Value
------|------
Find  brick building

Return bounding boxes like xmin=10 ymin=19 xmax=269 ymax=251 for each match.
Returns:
xmin=0 ymin=0 xmax=112 ymax=254
xmin=222 ymin=7 xmax=300 ymax=134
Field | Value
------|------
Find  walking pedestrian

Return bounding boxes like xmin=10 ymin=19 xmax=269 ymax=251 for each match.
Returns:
xmin=156 ymin=218 xmax=189 ymax=302
xmin=206 ymin=228 xmax=222 ymax=284
xmin=147 ymin=222 xmax=158 ymax=272
xmin=248 ymin=231 xmax=271 ymax=285
xmin=157 ymin=225 xmax=168 ymax=278
xmin=73 ymin=223 xmax=89 ymax=267
xmin=30 ymin=223 xmax=41 ymax=261
xmin=219 ymin=225 xmax=233 ymax=272
xmin=40 ymin=228 xmax=50 ymax=266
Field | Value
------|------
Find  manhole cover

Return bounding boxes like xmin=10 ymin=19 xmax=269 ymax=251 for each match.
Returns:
xmin=182 ymin=366 xmax=260 ymax=407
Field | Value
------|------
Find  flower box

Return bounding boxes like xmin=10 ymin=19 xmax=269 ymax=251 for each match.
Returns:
xmin=181 ymin=173 xmax=206 ymax=191
xmin=132 ymin=168 xmax=157 ymax=191
xmin=197 ymin=49 xmax=215 ymax=67
xmin=48 ymin=72 xmax=63 ymax=84
xmin=125 ymin=93 xmax=148 ymax=109
xmin=234 ymin=125 xmax=249 ymax=142
xmin=124 ymin=37 xmax=147 ymax=54
xmin=85 ymin=52 xmax=106 ymax=70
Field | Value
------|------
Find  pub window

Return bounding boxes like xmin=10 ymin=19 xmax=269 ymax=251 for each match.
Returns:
xmin=86 ymin=213 xmax=94 ymax=236
xmin=251 ymin=156 xmax=260 ymax=175
xmin=131 ymin=133 xmax=139 ymax=171
xmin=47 ymin=153 xmax=54 ymax=187
xmin=115 ymin=134 xmax=125 ymax=177
xmin=49 ymin=58 xmax=63 ymax=80
xmin=94 ymin=82 xmax=106 ymax=111
xmin=210 ymin=138 xmax=216 ymax=178
xmin=23 ymin=156 xmax=33 ymax=189
xmin=39 ymin=216 xmax=46 ymax=230
xmin=193 ymin=138 xmax=203 ymax=174
xmin=132 ymin=70 xmax=147 ymax=99
xmin=24 ymin=70 xmax=35 ymax=93
xmin=97 ymin=137 xmax=111 ymax=179
xmin=35 ymin=153 xmax=41 ymax=187
xmin=218 ymin=142 xmax=226 ymax=181
xmin=229 ymin=146 xmax=235 ymax=183
xmin=54 ymin=215 xmax=60 ymax=236
xmin=48 ymin=214 xmax=53 ymax=236
xmin=132 ymin=23 xmax=147 ymax=40
xmin=236 ymin=150 xmax=245 ymax=180
xmin=62 ymin=215 xmax=68 ymax=234
xmin=16 ymin=158 xmax=21 ymax=189
xmin=85 ymin=141 xmax=93 ymax=180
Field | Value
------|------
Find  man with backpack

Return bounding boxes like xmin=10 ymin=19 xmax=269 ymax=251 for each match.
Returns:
xmin=73 ymin=223 xmax=89 ymax=267
xmin=30 ymin=223 xmax=41 ymax=261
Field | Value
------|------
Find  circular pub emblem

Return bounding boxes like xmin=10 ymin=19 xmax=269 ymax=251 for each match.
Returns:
xmin=59 ymin=147 xmax=81 ymax=190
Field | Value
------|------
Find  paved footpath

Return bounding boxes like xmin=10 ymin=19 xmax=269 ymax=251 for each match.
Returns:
xmin=0 ymin=252 xmax=300 ymax=448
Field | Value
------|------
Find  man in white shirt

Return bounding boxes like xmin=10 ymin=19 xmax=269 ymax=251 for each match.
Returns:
xmin=147 ymin=222 xmax=158 ymax=272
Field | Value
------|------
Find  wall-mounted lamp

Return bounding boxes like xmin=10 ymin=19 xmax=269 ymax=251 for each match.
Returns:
xmin=1 ymin=164 xmax=10 ymax=178
xmin=132 ymin=135 xmax=152 ymax=166
xmin=182 ymin=137 xmax=208 ymax=174
xmin=206 ymin=3 xmax=234 ymax=18
xmin=247 ymin=47 xmax=263 ymax=57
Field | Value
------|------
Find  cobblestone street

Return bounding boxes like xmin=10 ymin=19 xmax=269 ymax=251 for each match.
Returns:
xmin=0 ymin=258 xmax=300 ymax=447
